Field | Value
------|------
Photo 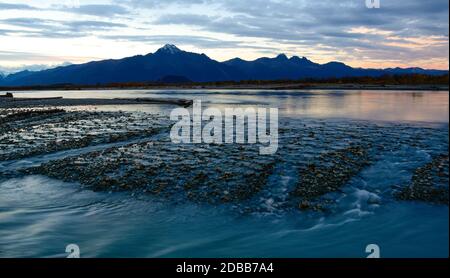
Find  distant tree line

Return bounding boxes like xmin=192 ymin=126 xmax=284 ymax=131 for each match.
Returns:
xmin=298 ymin=74 xmax=449 ymax=85
xmin=0 ymin=73 xmax=448 ymax=91
xmin=188 ymin=74 xmax=449 ymax=86
xmin=106 ymin=73 xmax=449 ymax=87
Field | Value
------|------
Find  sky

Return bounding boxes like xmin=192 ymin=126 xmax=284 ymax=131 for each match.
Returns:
xmin=0 ymin=0 xmax=448 ymax=73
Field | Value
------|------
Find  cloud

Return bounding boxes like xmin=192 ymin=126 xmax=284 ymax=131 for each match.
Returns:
xmin=0 ymin=62 xmax=72 ymax=74
xmin=102 ymin=34 xmax=234 ymax=47
xmin=0 ymin=0 xmax=448 ymax=69
xmin=0 ymin=50 xmax=97 ymax=69
xmin=0 ymin=50 xmax=64 ymax=62
xmin=59 ymin=4 xmax=130 ymax=17
xmin=146 ymin=0 xmax=448 ymax=67
xmin=0 ymin=18 xmax=55 ymax=30
xmin=151 ymin=0 xmax=448 ymax=39
xmin=0 ymin=18 xmax=127 ymax=38
xmin=0 ymin=2 xmax=38 ymax=10
xmin=116 ymin=0 xmax=207 ymax=8
xmin=152 ymin=13 xmax=378 ymax=45
xmin=67 ymin=20 xmax=127 ymax=31
xmin=101 ymin=34 xmax=279 ymax=53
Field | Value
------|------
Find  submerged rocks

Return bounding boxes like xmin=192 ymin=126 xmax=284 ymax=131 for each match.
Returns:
xmin=2 ymin=106 xmax=448 ymax=214
xmin=0 ymin=97 xmax=193 ymax=109
xmin=0 ymin=109 xmax=168 ymax=161
xmin=291 ymin=145 xmax=371 ymax=205
xmin=396 ymin=154 xmax=449 ymax=205
xmin=24 ymin=139 xmax=278 ymax=205
xmin=299 ymin=200 xmax=310 ymax=210
xmin=0 ymin=108 xmax=65 ymax=126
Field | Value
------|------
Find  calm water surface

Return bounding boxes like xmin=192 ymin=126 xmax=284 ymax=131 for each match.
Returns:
xmin=10 ymin=89 xmax=449 ymax=123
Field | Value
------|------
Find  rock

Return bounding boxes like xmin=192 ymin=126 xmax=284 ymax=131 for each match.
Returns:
xmin=367 ymin=195 xmax=381 ymax=205
xmin=0 ymin=93 xmax=14 ymax=98
xmin=292 ymin=145 xmax=371 ymax=200
xmin=395 ymin=154 xmax=449 ymax=205
xmin=299 ymin=200 xmax=310 ymax=210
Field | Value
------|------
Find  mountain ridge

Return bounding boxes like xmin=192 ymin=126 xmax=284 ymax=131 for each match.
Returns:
xmin=0 ymin=44 xmax=447 ymax=86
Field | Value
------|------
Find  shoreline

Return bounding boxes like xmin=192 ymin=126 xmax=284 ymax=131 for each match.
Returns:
xmin=0 ymin=84 xmax=448 ymax=92
xmin=0 ymin=97 xmax=193 ymax=109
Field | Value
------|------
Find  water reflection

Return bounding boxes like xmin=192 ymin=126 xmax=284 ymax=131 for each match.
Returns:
xmin=6 ymin=89 xmax=449 ymax=123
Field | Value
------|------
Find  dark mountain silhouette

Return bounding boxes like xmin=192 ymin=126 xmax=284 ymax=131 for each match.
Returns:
xmin=224 ymin=54 xmax=321 ymax=80
xmin=157 ymin=75 xmax=192 ymax=84
xmin=0 ymin=44 xmax=447 ymax=86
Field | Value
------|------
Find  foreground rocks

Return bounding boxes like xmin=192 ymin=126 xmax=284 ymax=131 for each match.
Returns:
xmin=396 ymin=154 xmax=449 ymax=205
xmin=1 ymin=104 xmax=448 ymax=213
xmin=0 ymin=108 xmax=65 ymax=127
xmin=23 ymin=141 xmax=278 ymax=205
xmin=0 ymin=97 xmax=192 ymax=109
xmin=291 ymin=145 xmax=371 ymax=210
xmin=0 ymin=108 xmax=168 ymax=161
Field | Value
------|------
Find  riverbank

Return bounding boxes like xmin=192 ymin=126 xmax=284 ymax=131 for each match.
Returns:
xmin=0 ymin=97 xmax=192 ymax=109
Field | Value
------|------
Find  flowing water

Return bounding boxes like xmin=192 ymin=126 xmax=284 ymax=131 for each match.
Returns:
xmin=0 ymin=90 xmax=448 ymax=258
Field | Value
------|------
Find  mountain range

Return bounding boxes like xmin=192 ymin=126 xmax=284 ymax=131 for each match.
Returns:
xmin=0 ymin=44 xmax=447 ymax=86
